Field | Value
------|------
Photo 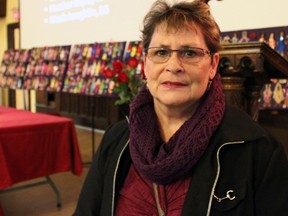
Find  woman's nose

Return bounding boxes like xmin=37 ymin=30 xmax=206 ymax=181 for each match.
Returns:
xmin=166 ymin=52 xmax=183 ymax=73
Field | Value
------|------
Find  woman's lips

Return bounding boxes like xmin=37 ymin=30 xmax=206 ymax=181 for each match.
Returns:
xmin=162 ymin=81 xmax=187 ymax=88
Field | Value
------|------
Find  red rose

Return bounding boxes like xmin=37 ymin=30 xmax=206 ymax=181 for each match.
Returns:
xmin=127 ymin=57 xmax=138 ymax=68
xmin=103 ymin=67 xmax=116 ymax=78
xmin=112 ymin=61 xmax=124 ymax=73
xmin=117 ymin=71 xmax=129 ymax=83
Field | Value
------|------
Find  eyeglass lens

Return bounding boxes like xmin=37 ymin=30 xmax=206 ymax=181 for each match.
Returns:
xmin=147 ymin=47 xmax=210 ymax=64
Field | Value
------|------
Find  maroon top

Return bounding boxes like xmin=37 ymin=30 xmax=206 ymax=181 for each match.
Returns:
xmin=116 ymin=164 xmax=191 ymax=215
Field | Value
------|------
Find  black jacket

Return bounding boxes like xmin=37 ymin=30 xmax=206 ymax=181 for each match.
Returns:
xmin=73 ymin=106 xmax=288 ymax=216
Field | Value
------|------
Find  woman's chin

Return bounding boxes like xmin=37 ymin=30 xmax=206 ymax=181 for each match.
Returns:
xmin=156 ymin=96 xmax=194 ymax=108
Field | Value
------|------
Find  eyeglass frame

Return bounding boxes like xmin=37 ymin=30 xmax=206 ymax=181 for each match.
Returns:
xmin=144 ymin=46 xmax=212 ymax=64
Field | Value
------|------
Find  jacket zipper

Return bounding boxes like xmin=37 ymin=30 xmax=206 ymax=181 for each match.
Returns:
xmin=111 ymin=139 xmax=245 ymax=216
xmin=153 ymin=183 xmax=165 ymax=216
xmin=111 ymin=116 xmax=129 ymax=215
xmin=111 ymin=139 xmax=130 ymax=216
xmin=206 ymin=141 xmax=245 ymax=216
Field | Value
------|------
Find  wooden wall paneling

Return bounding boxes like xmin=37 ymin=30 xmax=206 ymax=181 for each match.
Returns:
xmin=60 ymin=92 xmax=70 ymax=114
xmin=53 ymin=92 xmax=61 ymax=113
xmin=108 ymin=98 xmax=126 ymax=125
xmin=0 ymin=0 xmax=6 ymax=17
xmin=35 ymin=91 xmax=47 ymax=107
xmin=7 ymin=23 xmax=19 ymax=49
xmin=79 ymin=94 xmax=90 ymax=117
xmin=69 ymin=93 xmax=80 ymax=114
xmin=8 ymin=89 xmax=16 ymax=107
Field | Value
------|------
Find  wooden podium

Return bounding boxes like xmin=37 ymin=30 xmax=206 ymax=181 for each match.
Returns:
xmin=218 ymin=42 xmax=288 ymax=121
xmin=218 ymin=42 xmax=288 ymax=155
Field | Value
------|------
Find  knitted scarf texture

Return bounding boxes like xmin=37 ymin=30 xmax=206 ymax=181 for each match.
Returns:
xmin=129 ymin=73 xmax=225 ymax=185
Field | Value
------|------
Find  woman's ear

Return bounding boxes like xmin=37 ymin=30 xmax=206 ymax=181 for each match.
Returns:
xmin=141 ymin=60 xmax=147 ymax=80
xmin=209 ymin=52 xmax=219 ymax=80
xmin=143 ymin=53 xmax=147 ymax=65
xmin=143 ymin=53 xmax=148 ymax=79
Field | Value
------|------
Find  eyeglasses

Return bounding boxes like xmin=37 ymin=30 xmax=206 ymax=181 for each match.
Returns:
xmin=145 ymin=47 xmax=211 ymax=64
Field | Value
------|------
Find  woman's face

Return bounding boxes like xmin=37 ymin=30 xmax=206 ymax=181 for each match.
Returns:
xmin=143 ymin=24 xmax=219 ymax=111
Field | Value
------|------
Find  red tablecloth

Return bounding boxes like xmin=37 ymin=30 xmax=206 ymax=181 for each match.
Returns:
xmin=0 ymin=106 xmax=83 ymax=190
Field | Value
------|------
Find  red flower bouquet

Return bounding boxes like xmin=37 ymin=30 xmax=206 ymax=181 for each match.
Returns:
xmin=103 ymin=57 xmax=144 ymax=105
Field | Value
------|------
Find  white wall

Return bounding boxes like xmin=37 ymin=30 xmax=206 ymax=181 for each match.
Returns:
xmin=19 ymin=0 xmax=288 ymax=49
xmin=19 ymin=0 xmax=156 ymax=49
xmin=210 ymin=0 xmax=288 ymax=32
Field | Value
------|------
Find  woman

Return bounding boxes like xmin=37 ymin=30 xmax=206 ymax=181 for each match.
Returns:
xmin=73 ymin=0 xmax=288 ymax=215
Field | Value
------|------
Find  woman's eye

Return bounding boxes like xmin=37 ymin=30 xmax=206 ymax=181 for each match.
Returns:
xmin=155 ymin=49 xmax=169 ymax=56
xmin=184 ymin=50 xmax=197 ymax=57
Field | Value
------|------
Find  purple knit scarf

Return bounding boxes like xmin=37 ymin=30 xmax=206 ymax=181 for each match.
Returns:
xmin=129 ymin=73 xmax=225 ymax=185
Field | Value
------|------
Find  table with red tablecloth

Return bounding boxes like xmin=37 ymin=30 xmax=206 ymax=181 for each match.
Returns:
xmin=0 ymin=106 xmax=83 ymax=214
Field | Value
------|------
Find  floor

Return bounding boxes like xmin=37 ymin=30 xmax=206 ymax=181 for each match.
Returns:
xmin=0 ymin=126 xmax=104 ymax=216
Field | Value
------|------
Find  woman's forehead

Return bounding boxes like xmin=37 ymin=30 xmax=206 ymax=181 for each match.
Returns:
xmin=154 ymin=22 xmax=201 ymax=36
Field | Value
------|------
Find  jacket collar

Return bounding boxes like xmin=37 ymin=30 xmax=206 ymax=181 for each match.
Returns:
xmin=217 ymin=106 xmax=267 ymax=143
